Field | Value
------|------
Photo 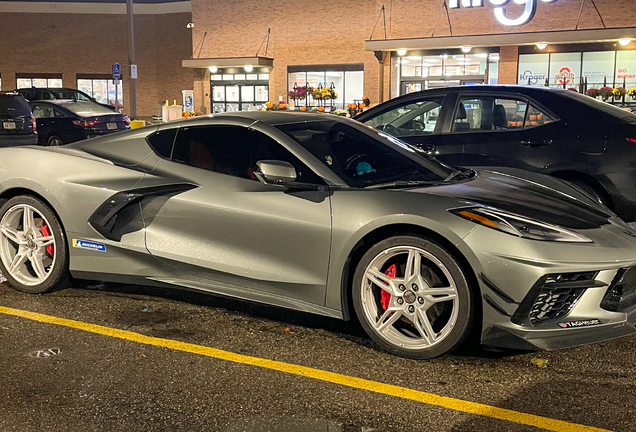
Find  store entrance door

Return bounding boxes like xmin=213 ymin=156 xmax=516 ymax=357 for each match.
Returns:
xmin=210 ymin=81 xmax=269 ymax=113
xmin=402 ymin=76 xmax=485 ymax=94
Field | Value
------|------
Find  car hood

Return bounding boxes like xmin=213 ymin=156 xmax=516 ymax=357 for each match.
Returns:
xmin=415 ymin=168 xmax=612 ymax=230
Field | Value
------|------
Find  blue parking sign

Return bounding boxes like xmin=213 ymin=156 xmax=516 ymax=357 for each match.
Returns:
xmin=113 ymin=63 xmax=121 ymax=80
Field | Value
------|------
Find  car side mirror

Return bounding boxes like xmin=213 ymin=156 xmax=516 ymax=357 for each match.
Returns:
xmin=255 ymin=160 xmax=297 ymax=185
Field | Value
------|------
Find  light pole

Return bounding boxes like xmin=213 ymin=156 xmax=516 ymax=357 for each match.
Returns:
xmin=126 ymin=0 xmax=137 ymax=119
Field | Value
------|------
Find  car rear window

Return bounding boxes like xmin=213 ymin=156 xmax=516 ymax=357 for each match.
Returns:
xmin=0 ymin=95 xmax=30 ymax=116
xmin=51 ymin=90 xmax=91 ymax=101
xmin=62 ymin=101 xmax=113 ymax=116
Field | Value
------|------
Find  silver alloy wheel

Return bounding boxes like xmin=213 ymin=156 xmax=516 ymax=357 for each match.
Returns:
xmin=47 ymin=136 xmax=63 ymax=146
xmin=0 ymin=204 xmax=56 ymax=286
xmin=361 ymin=246 xmax=459 ymax=350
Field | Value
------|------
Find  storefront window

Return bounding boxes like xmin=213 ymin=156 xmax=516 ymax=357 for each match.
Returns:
xmin=287 ymin=66 xmax=364 ymax=109
xmin=17 ymin=77 xmax=63 ymax=89
xmin=211 ymin=71 xmax=269 ymax=113
xmin=519 ymin=50 xmax=636 ymax=88
xmin=76 ymin=78 xmax=123 ymax=108
xmin=518 ymin=54 xmax=549 ymax=85
xmin=580 ymin=51 xmax=614 ymax=88
xmin=616 ymin=50 xmax=636 ymax=89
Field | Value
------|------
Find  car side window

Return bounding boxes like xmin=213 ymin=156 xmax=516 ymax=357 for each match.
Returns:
xmin=171 ymin=125 xmax=323 ymax=184
xmin=31 ymin=104 xmax=54 ymax=119
xmin=524 ymin=104 xmax=556 ymax=128
xmin=147 ymin=128 xmax=177 ymax=159
xmin=54 ymin=108 xmax=66 ymax=118
xmin=452 ymin=97 xmax=529 ymax=133
xmin=364 ymin=97 xmax=444 ymax=137
xmin=25 ymin=91 xmax=37 ymax=101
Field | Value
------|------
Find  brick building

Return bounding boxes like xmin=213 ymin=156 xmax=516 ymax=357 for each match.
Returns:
xmin=1 ymin=0 xmax=635 ymax=117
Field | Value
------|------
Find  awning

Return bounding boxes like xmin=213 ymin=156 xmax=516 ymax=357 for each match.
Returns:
xmin=366 ymin=27 xmax=636 ymax=52
xmin=182 ymin=56 xmax=274 ymax=69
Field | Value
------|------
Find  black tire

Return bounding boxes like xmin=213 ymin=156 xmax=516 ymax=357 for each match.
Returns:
xmin=570 ymin=179 xmax=607 ymax=207
xmin=46 ymin=135 xmax=63 ymax=146
xmin=352 ymin=235 xmax=474 ymax=359
xmin=0 ymin=196 xmax=69 ymax=294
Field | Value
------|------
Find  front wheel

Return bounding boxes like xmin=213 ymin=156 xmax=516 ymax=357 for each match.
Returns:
xmin=46 ymin=135 xmax=63 ymax=146
xmin=0 ymin=196 xmax=69 ymax=294
xmin=352 ymin=236 xmax=474 ymax=359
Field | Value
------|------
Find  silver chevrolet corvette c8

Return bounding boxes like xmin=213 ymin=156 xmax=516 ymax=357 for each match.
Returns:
xmin=1 ymin=111 xmax=636 ymax=359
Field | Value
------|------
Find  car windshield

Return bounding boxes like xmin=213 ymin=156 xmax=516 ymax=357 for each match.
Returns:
xmin=62 ymin=101 xmax=113 ymax=116
xmin=0 ymin=95 xmax=30 ymax=116
xmin=275 ymin=119 xmax=457 ymax=188
xmin=51 ymin=90 xmax=92 ymax=101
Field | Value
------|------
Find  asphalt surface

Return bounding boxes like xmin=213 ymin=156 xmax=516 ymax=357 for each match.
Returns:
xmin=0 ymin=280 xmax=635 ymax=432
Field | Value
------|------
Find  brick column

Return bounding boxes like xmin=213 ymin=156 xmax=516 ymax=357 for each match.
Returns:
xmin=498 ymin=46 xmax=519 ymax=85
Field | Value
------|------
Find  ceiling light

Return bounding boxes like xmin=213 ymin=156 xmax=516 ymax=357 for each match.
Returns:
xmin=208 ymin=66 xmax=218 ymax=73
xmin=244 ymin=65 xmax=254 ymax=72
xmin=397 ymin=48 xmax=408 ymax=56
xmin=461 ymin=46 xmax=472 ymax=53
xmin=186 ymin=22 xmax=195 ymax=29
xmin=619 ymin=38 xmax=631 ymax=46
xmin=536 ymin=42 xmax=548 ymax=50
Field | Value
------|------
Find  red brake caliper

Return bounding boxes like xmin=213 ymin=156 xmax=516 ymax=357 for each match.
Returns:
xmin=380 ymin=264 xmax=397 ymax=311
xmin=40 ymin=221 xmax=54 ymax=257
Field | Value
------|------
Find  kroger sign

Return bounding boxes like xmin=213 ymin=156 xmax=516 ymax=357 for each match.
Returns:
xmin=449 ymin=0 xmax=557 ymax=27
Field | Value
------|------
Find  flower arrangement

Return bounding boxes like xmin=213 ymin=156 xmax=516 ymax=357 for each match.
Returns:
xmin=586 ymin=88 xmax=600 ymax=98
xmin=332 ymin=109 xmax=348 ymax=117
xmin=629 ymin=87 xmax=636 ymax=99
xmin=613 ymin=87 xmax=627 ymax=99
xmin=182 ymin=110 xmax=203 ymax=118
xmin=599 ymin=86 xmax=614 ymax=101
xmin=320 ymin=88 xmax=338 ymax=100
xmin=288 ymin=86 xmax=312 ymax=100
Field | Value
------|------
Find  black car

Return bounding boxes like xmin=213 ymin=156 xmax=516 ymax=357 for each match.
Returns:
xmin=0 ymin=92 xmax=38 ymax=147
xmin=17 ymin=87 xmax=117 ymax=112
xmin=355 ymin=85 xmax=636 ymax=221
xmin=29 ymin=100 xmax=130 ymax=146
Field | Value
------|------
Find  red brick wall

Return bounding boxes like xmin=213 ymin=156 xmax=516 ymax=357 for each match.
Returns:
xmin=0 ymin=11 xmax=193 ymax=118
xmin=191 ymin=0 xmax=636 ymax=109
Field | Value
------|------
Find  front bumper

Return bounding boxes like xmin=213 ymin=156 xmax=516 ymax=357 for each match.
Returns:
xmin=458 ymin=218 xmax=636 ymax=351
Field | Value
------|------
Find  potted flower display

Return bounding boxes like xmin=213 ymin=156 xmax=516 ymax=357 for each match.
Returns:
xmin=613 ymin=87 xmax=627 ymax=100
xmin=586 ymin=88 xmax=600 ymax=98
xmin=599 ymin=86 xmax=614 ymax=101
xmin=629 ymin=87 xmax=636 ymax=100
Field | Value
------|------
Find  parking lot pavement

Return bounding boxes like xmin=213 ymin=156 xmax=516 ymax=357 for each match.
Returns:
xmin=0 ymin=281 xmax=634 ymax=432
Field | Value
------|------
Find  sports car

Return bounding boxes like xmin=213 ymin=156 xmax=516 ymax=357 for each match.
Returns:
xmin=0 ymin=112 xmax=636 ymax=359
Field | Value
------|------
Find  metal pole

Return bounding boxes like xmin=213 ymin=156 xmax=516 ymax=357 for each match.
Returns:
xmin=126 ymin=0 xmax=137 ymax=119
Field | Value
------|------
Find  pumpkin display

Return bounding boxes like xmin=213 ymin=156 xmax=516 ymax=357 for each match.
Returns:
xmin=318 ymin=106 xmax=325 ymax=112
xmin=300 ymin=106 xmax=307 ymax=111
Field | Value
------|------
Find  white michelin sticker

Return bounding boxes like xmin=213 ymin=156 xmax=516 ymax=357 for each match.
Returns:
xmin=72 ymin=239 xmax=107 ymax=252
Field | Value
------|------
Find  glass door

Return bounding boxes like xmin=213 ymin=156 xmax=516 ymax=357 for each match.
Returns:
xmin=211 ymin=78 xmax=269 ymax=113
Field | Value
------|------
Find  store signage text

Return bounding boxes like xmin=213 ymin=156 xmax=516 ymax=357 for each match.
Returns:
xmin=617 ymin=68 xmax=636 ymax=80
xmin=520 ymin=70 xmax=547 ymax=85
xmin=449 ymin=0 xmax=557 ymax=26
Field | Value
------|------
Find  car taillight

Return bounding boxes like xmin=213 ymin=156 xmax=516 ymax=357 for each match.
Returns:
xmin=628 ymin=137 xmax=636 ymax=144
xmin=31 ymin=115 xmax=36 ymax=132
xmin=123 ymin=116 xmax=131 ymax=126
xmin=72 ymin=120 xmax=99 ymax=128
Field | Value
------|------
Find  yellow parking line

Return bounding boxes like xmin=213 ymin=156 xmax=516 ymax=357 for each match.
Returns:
xmin=0 ymin=305 xmax=613 ymax=432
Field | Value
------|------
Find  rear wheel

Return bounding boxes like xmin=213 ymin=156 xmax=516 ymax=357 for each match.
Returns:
xmin=0 ymin=196 xmax=69 ymax=294
xmin=352 ymin=236 xmax=474 ymax=359
xmin=46 ymin=135 xmax=63 ymax=146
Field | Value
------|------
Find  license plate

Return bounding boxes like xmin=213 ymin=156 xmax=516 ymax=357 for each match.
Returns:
xmin=106 ymin=122 xmax=117 ymax=130
xmin=2 ymin=122 xmax=16 ymax=130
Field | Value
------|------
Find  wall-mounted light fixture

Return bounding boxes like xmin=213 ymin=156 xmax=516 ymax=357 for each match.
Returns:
xmin=536 ymin=42 xmax=548 ymax=50
xmin=397 ymin=48 xmax=407 ymax=56
xmin=208 ymin=66 xmax=218 ymax=73
xmin=619 ymin=38 xmax=631 ymax=47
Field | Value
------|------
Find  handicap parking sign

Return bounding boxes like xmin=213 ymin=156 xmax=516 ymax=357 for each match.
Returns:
xmin=113 ymin=63 xmax=121 ymax=80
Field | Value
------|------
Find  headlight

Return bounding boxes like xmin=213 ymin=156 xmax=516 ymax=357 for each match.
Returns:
xmin=451 ymin=207 xmax=593 ymax=243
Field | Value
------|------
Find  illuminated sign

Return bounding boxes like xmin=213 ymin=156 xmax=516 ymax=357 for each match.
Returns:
xmin=520 ymin=70 xmax=547 ymax=85
xmin=449 ymin=0 xmax=557 ymax=26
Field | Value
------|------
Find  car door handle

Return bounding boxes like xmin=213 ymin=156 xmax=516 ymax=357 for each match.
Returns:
xmin=422 ymin=144 xmax=437 ymax=155
xmin=519 ymin=139 xmax=553 ymax=147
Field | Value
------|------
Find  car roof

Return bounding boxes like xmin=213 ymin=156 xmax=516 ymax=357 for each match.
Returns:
xmin=392 ymin=84 xmax=571 ymax=97
xmin=213 ymin=110 xmax=343 ymax=125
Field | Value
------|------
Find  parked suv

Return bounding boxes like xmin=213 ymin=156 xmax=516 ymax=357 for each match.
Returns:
xmin=0 ymin=92 xmax=37 ymax=147
xmin=16 ymin=87 xmax=117 ymax=112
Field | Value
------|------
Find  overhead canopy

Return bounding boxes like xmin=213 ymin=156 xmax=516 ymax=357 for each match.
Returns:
xmin=366 ymin=27 xmax=636 ymax=52
xmin=182 ymin=56 xmax=274 ymax=69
